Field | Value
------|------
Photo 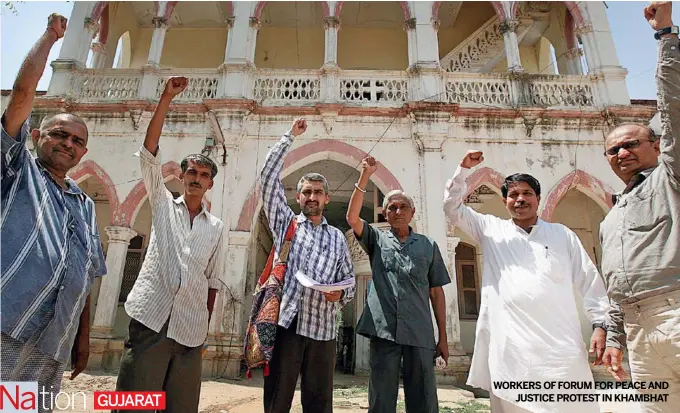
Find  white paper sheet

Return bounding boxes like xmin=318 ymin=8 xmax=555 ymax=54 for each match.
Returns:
xmin=294 ymin=270 xmax=355 ymax=293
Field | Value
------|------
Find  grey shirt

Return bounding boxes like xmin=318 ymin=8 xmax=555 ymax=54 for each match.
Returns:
xmin=600 ymin=36 xmax=680 ymax=349
xmin=355 ymin=221 xmax=450 ymax=350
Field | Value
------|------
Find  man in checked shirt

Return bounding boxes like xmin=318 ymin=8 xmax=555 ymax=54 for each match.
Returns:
xmin=260 ymin=118 xmax=356 ymax=413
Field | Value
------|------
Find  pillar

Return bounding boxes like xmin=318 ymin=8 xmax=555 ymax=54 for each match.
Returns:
xmin=146 ymin=16 xmax=169 ymax=67
xmin=91 ymin=226 xmax=137 ymax=338
xmin=404 ymin=18 xmax=417 ymax=69
xmin=500 ymin=19 xmax=523 ymax=72
xmin=566 ymin=47 xmax=584 ymax=75
xmin=408 ymin=2 xmax=444 ymax=102
xmin=419 ymin=138 xmax=466 ymax=359
xmin=91 ymin=42 xmax=107 ymax=69
xmin=323 ymin=16 xmax=340 ymax=68
xmin=220 ymin=1 xmax=259 ymax=99
xmin=47 ymin=1 xmax=96 ymax=96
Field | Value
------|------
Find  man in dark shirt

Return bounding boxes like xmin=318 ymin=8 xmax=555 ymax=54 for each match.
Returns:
xmin=346 ymin=156 xmax=450 ymax=413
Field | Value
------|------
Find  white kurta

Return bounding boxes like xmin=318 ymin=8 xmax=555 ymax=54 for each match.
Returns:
xmin=444 ymin=166 xmax=610 ymax=413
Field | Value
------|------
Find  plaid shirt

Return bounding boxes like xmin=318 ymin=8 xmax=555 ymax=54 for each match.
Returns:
xmin=260 ymin=132 xmax=355 ymax=341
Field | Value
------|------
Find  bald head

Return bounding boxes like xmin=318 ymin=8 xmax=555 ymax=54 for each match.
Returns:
xmin=604 ymin=123 xmax=660 ymax=184
xmin=40 ymin=113 xmax=89 ymax=140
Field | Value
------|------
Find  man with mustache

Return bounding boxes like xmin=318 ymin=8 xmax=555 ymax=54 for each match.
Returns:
xmin=114 ymin=77 xmax=224 ymax=413
xmin=1 ymin=14 xmax=107 ymax=412
xmin=346 ymin=156 xmax=450 ymax=413
xmin=443 ymin=152 xmax=609 ymax=413
xmin=599 ymin=2 xmax=680 ymax=410
xmin=260 ymin=118 xmax=355 ymax=413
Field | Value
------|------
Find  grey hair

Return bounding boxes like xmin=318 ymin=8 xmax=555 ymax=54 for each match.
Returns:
xmin=382 ymin=190 xmax=415 ymax=210
xmin=297 ymin=173 xmax=329 ymax=194
xmin=39 ymin=113 xmax=89 ymax=139
xmin=606 ymin=123 xmax=659 ymax=143
xmin=181 ymin=154 xmax=218 ymax=178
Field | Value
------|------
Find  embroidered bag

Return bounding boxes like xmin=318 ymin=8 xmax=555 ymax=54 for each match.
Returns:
xmin=243 ymin=218 xmax=297 ymax=378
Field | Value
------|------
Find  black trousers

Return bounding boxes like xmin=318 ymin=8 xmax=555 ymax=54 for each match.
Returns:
xmin=263 ymin=317 xmax=337 ymax=413
xmin=368 ymin=337 xmax=439 ymax=413
xmin=115 ymin=318 xmax=203 ymax=413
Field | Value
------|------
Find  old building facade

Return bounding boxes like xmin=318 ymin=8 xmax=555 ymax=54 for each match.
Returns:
xmin=4 ymin=0 xmax=656 ymax=383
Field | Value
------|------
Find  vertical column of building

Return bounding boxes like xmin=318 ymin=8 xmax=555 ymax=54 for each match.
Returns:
xmin=47 ymin=1 xmax=97 ymax=96
xmin=219 ymin=1 xmax=258 ymax=99
xmin=91 ymin=226 xmax=138 ymax=337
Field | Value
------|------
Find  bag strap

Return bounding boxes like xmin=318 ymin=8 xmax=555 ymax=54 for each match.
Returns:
xmin=256 ymin=218 xmax=298 ymax=287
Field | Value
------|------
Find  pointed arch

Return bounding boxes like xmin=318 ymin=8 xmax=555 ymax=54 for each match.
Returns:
xmin=114 ymin=161 xmax=181 ymax=226
xmin=540 ymin=170 xmax=614 ymax=221
xmin=510 ymin=1 xmax=585 ymax=27
xmin=236 ymin=139 xmax=403 ymax=231
xmin=69 ymin=160 xmax=120 ymax=224
xmin=464 ymin=167 xmax=505 ymax=199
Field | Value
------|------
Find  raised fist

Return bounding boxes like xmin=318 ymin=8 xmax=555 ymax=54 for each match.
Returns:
xmin=460 ymin=150 xmax=484 ymax=169
xmin=47 ymin=13 xmax=67 ymax=39
xmin=361 ymin=156 xmax=378 ymax=176
xmin=644 ymin=1 xmax=673 ymax=31
xmin=291 ymin=118 xmax=307 ymax=137
xmin=162 ymin=77 xmax=189 ymax=98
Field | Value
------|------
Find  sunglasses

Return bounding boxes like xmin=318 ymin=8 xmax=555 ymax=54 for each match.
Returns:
xmin=604 ymin=139 xmax=653 ymax=157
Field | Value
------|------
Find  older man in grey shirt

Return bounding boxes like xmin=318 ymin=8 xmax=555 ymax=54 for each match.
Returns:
xmin=346 ymin=156 xmax=450 ymax=413
xmin=600 ymin=2 xmax=679 ymax=411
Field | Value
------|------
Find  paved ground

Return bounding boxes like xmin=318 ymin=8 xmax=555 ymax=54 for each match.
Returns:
xmin=56 ymin=372 xmax=645 ymax=412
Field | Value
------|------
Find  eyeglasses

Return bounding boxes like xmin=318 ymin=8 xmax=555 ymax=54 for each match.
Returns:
xmin=604 ymin=139 xmax=652 ymax=157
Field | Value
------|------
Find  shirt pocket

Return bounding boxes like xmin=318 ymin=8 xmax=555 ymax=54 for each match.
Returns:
xmin=379 ymin=248 xmax=398 ymax=272
xmin=409 ymin=255 xmax=430 ymax=286
xmin=312 ymin=250 xmax=338 ymax=282
xmin=625 ymin=190 xmax=669 ymax=232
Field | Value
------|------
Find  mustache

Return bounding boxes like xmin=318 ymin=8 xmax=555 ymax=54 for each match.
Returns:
xmin=188 ymin=182 xmax=202 ymax=189
xmin=54 ymin=146 xmax=74 ymax=158
xmin=514 ymin=202 xmax=529 ymax=207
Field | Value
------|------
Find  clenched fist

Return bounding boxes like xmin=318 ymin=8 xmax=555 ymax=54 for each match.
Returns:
xmin=460 ymin=150 xmax=484 ymax=169
xmin=47 ymin=13 xmax=67 ymax=40
xmin=162 ymin=77 xmax=189 ymax=99
xmin=291 ymin=118 xmax=307 ymax=137
xmin=644 ymin=1 xmax=673 ymax=31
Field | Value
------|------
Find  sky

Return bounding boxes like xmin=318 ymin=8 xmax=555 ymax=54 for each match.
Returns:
xmin=1 ymin=1 xmax=678 ymax=99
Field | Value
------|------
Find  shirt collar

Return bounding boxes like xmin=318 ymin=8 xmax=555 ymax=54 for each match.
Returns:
xmin=611 ymin=166 xmax=657 ymax=205
xmin=296 ymin=212 xmax=329 ymax=229
xmin=387 ymin=225 xmax=419 ymax=244
xmin=173 ymin=195 xmax=207 ymax=216
xmin=35 ymin=158 xmax=85 ymax=198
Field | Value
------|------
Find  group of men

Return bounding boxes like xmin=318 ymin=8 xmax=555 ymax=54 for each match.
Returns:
xmin=0 ymin=2 xmax=677 ymax=413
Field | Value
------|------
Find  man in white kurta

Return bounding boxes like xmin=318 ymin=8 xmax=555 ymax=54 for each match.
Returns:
xmin=443 ymin=151 xmax=610 ymax=413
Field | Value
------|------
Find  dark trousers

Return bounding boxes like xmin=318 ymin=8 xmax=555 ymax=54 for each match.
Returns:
xmin=368 ymin=337 xmax=439 ymax=413
xmin=115 ymin=318 xmax=203 ymax=413
xmin=263 ymin=318 xmax=337 ymax=413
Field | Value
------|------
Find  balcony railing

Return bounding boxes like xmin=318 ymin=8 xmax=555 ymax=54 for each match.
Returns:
xmin=68 ymin=67 xmax=599 ymax=110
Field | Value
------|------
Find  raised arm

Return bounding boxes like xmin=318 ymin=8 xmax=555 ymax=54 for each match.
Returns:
xmin=443 ymin=150 xmax=489 ymax=244
xmin=2 ymin=13 xmax=66 ymax=138
xmin=646 ymin=1 xmax=680 ymax=182
xmin=144 ymin=77 xmax=187 ymax=155
xmin=260 ymin=119 xmax=305 ymax=248
xmin=346 ymin=156 xmax=377 ymax=239
xmin=137 ymin=77 xmax=188 ymax=206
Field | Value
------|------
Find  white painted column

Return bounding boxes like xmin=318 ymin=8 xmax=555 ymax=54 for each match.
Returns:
xmin=500 ymin=19 xmax=523 ymax=72
xmin=146 ymin=17 xmax=169 ymax=67
xmin=408 ymin=2 xmax=444 ymax=102
xmin=77 ymin=18 xmax=100 ymax=66
xmin=91 ymin=226 xmax=137 ymax=338
xmin=420 ymin=139 xmax=465 ymax=359
xmin=91 ymin=42 xmax=107 ymax=69
xmin=47 ymin=1 xmax=96 ymax=96
xmin=577 ymin=1 xmax=630 ymax=106
xmin=220 ymin=2 xmax=259 ymax=99
xmin=323 ymin=16 xmax=340 ymax=68
xmin=404 ymin=19 xmax=417 ymax=69
xmin=566 ymin=47 xmax=583 ymax=75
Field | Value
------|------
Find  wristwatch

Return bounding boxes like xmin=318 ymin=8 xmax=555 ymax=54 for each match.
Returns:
xmin=592 ymin=322 xmax=607 ymax=331
xmin=654 ymin=26 xmax=679 ymax=40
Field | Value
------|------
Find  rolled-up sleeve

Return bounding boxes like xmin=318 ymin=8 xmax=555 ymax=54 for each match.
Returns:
xmin=1 ymin=116 xmax=30 ymax=179
xmin=134 ymin=145 xmax=171 ymax=207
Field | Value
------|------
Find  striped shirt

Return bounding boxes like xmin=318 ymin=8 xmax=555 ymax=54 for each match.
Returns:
xmin=261 ymin=132 xmax=356 ymax=341
xmin=124 ymin=146 xmax=224 ymax=348
xmin=1 ymin=118 xmax=106 ymax=364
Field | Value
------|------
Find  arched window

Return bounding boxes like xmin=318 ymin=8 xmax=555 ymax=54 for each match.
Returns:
xmin=456 ymin=242 xmax=480 ymax=319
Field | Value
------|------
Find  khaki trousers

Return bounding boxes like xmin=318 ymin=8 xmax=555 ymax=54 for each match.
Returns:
xmin=623 ymin=289 xmax=680 ymax=413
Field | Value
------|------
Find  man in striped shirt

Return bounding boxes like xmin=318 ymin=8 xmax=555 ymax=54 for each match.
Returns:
xmin=1 ymin=14 xmax=107 ymax=413
xmin=261 ymin=118 xmax=356 ymax=413
xmin=114 ymin=77 xmax=224 ymax=413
